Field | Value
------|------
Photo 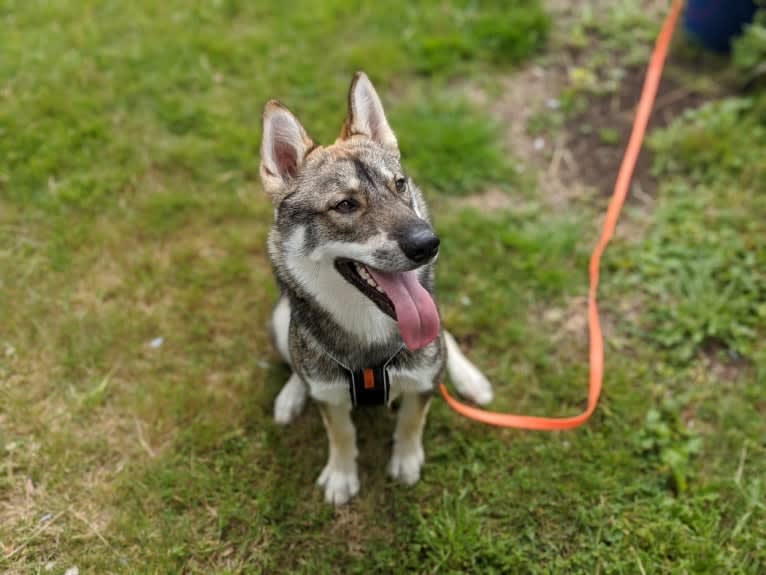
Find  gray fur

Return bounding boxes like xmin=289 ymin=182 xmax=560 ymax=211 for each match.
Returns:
xmin=260 ymin=72 xmax=490 ymax=505
xmin=266 ymin=136 xmax=443 ymax=384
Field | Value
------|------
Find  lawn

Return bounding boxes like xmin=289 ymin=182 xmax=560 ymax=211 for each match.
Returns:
xmin=1 ymin=0 xmax=764 ymax=573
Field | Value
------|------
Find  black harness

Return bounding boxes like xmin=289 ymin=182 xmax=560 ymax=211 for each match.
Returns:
xmin=348 ymin=365 xmax=391 ymax=407
xmin=332 ymin=346 xmax=403 ymax=408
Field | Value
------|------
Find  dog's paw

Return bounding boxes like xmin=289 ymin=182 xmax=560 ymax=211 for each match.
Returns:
xmin=388 ymin=442 xmax=425 ymax=486
xmin=317 ymin=463 xmax=359 ymax=505
xmin=273 ymin=374 xmax=307 ymax=425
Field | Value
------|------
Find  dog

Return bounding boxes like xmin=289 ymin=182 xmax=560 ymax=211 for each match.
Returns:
xmin=260 ymin=71 xmax=493 ymax=505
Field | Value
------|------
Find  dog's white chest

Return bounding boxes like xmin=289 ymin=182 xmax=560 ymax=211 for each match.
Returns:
xmin=307 ymin=364 xmax=438 ymax=406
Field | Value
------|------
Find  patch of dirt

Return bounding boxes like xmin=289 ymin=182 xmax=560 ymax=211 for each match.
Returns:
xmin=537 ymin=294 xmax=646 ymax=360
xmin=540 ymin=297 xmax=589 ymax=342
xmin=700 ymin=341 xmax=752 ymax=384
xmin=456 ymin=63 xmax=585 ymax=209
xmin=329 ymin=506 xmax=384 ymax=558
xmin=566 ymin=59 xmax=721 ymax=199
xmin=466 ymin=65 xmax=563 ymax=166
xmin=455 ymin=0 xmax=734 ymax=211
xmin=72 ymin=256 xmax=124 ymax=312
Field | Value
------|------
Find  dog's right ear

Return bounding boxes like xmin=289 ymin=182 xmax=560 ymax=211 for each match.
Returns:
xmin=260 ymin=100 xmax=315 ymax=202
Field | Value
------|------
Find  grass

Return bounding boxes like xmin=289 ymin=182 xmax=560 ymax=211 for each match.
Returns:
xmin=1 ymin=0 xmax=765 ymax=573
xmin=393 ymin=99 xmax=517 ymax=196
xmin=615 ymin=97 xmax=766 ymax=361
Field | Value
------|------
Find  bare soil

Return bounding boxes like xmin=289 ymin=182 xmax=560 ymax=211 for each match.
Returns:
xmin=566 ymin=55 xmax=725 ymax=199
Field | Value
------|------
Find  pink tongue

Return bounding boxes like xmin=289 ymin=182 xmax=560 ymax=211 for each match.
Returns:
xmin=366 ymin=268 xmax=440 ymax=350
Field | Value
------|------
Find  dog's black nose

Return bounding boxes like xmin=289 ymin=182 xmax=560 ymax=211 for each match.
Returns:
xmin=399 ymin=222 xmax=440 ymax=263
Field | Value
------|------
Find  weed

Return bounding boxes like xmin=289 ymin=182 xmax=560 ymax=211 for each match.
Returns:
xmin=733 ymin=8 xmax=766 ymax=81
xmin=635 ymin=398 xmax=703 ymax=494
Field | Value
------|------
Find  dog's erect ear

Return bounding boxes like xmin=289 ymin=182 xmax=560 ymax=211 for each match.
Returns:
xmin=260 ymin=100 xmax=315 ymax=201
xmin=340 ymin=71 xmax=398 ymax=150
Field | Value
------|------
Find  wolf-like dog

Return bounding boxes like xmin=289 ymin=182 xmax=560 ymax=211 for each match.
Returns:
xmin=260 ymin=72 xmax=493 ymax=505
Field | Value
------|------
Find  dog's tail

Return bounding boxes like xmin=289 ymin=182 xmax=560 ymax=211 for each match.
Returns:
xmin=443 ymin=331 xmax=493 ymax=406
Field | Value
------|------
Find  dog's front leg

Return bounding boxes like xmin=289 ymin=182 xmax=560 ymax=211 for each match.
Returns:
xmin=389 ymin=392 xmax=432 ymax=485
xmin=316 ymin=401 xmax=359 ymax=505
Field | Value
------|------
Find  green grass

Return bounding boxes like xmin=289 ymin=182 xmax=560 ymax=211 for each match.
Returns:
xmin=614 ymin=98 xmax=766 ymax=361
xmin=733 ymin=8 xmax=766 ymax=80
xmin=1 ymin=1 xmax=765 ymax=573
xmin=394 ymin=99 xmax=517 ymax=196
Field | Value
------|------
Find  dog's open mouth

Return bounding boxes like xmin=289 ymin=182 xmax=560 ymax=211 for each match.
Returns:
xmin=335 ymin=260 xmax=395 ymax=318
xmin=335 ymin=259 xmax=440 ymax=351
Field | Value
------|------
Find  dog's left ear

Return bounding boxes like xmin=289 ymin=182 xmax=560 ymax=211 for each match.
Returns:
xmin=340 ymin=71 xmax=398 ymax=150
xmin=260 ymin=100 xmax=315 ymax=202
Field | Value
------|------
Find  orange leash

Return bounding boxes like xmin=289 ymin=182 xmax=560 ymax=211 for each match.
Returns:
xmin=439 ymin=0 xmax=684 ymax=430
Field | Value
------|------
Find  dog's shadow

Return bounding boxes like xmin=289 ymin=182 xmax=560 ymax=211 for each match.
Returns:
xmin=247 ymin=361 xmax=401 ymax=513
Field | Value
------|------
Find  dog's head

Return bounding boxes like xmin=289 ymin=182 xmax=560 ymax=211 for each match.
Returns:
xmin=259 ymin=72 xmax=440 ymax=350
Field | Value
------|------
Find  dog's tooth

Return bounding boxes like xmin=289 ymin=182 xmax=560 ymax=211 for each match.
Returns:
xmin=375 ymin=286 xmax=384 ymax=292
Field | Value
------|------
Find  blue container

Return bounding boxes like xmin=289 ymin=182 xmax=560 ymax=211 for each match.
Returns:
xmin=684 ymin=0 xmax=758 ymax=52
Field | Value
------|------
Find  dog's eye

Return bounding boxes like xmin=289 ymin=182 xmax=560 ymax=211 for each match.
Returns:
xmin=395 ymin=177 xmax=407 ymax=193
xmin=334 ymin=199 xmax=359 ymax=214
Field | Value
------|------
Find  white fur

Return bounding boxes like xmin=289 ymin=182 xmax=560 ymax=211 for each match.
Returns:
xmin=388 ymin=357 xmax=443 ymax=400
xmin=283 ymin=227 xmax=399 ymax=346
xmin=272 ymin=296 xmax=292 ymax=365
xmin=317 ymin=457 xmax=359 ymax=505
xmin=388 ymin=393 xmax=431 ymax=485
xmin=307 ymin=380 xmax=355 ymax=406
xmin=273 ymin=373 xmax=307 ymax=425
xmin=317 ymin=403 xmax=359 ymax=505
xmin=388 ymin=441 xmax=424 ymax=485
xmin=317 ymin=461 xmax=359 ymax=505
xmin=444 ymin=331 xmax=494 ymax=405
